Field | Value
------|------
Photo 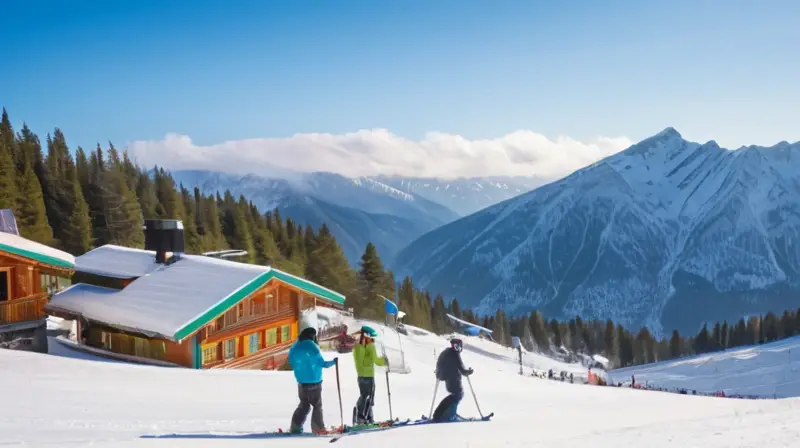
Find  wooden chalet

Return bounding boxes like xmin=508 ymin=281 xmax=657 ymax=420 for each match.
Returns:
xmin=45 ymin=219 xmax=346 ymax=370
xmin=0 ymin=210 xmax=75 ymax=353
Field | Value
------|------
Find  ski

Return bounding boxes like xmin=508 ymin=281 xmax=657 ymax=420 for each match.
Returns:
xmin=329 ymin=418 xmax=412 ymax=442
xmin=417 ymin=412 xmax=494 ymax=423
xmin=329 ymin=414 xmax=493 ymax=442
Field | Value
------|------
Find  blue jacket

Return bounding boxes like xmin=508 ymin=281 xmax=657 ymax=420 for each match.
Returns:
xmin=288 ymin=339 xmax=336 ymax=384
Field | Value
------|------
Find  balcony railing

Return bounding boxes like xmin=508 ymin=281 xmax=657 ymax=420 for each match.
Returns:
xmin=0 ymin=294 xmax=49 ymax=326
xmin=205 ymin=306 xmax=295 ymax=339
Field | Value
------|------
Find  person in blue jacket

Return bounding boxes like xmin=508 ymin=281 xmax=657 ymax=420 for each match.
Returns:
xmin=288 ymin=326 xmax=338 ymax=434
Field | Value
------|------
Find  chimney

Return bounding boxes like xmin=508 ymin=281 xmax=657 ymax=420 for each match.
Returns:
xmin=143 ymin=219 xmax=185 ymax=264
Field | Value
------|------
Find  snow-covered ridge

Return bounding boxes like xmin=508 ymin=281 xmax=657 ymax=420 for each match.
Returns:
xmin=394 ymin=128 xmax=800 ymax=336
xmin=351 ymin=177 xmax=415 ymax=202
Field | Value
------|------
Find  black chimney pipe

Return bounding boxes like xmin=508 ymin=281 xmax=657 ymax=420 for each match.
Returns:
xmin=143 ymin=219 xmax=185 ymax=263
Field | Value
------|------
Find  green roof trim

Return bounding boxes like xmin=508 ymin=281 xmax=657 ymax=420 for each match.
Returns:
xmin=173 ymin=268 xmax=346 ymax=341
xmin=0 ymin=242 xmax=74 ymax=270
xmin=270 ymin=269 xmax=346 ymax=305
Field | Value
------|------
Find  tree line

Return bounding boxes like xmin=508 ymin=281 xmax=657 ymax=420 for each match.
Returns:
xmin=2 ymin=106 xmax=798 ymax=371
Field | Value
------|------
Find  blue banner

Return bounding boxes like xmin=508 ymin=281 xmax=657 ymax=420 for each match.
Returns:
xmin=384 ymin=297 xmax=399 ymax=315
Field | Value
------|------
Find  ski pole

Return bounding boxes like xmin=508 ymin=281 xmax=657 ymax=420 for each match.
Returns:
xmin=385 ymin=369 xmax=393 ymax=421
xmin=466 ymin=375 xmax=484 ymax=419
xmin=428 ymin=379 xmax=439 ymax=419
xmin=382 ymin=346 xmax=394 ymax=421
xmin=335 ymin=358 xmax=343 ymax=428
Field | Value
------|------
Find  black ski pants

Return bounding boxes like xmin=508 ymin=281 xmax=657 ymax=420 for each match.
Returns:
xmin=432 ymin=378 xmax=464 ymax=422
xmin=356 ymin=376 xmax=376 ymax=423
xmin=291 ymin=382 xmax=325 ymax=433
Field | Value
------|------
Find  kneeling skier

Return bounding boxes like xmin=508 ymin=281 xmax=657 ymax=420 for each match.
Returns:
xmin=432 ymin=338 xmax=473 ymax=422
xmin=352 ymin=325 xmax=388 ymax=425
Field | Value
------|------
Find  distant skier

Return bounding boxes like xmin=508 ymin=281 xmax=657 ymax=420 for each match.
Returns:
xmin=432 ymin=338 xmax=473 ymax=422
xmin=352 ymin=325 xmax=388 ymax=425
xmin=288 ymin=325 xmax=338 ymax=434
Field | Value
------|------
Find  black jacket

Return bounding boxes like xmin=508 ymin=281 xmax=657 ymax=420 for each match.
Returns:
xmin=435 ymin=347 xmax=469 ymax=382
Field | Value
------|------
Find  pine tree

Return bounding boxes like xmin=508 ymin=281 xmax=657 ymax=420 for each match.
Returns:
xmin=669 ymin=330 xmax=682 ymax=358
xmin=0 ymin=126 xmax=17 ymax=210
xmin=448 ymin=298 xmax=462 ymax=319
xmin=305 ymin=223 xmax=357 ymax=307
xmin=136 ymin=170 xmax=162 ymax=219
xmin=530 ymin=311 xmax=548 ymax=351
xmin=720 ymin=321 xmax=729 ymax=349
xmin=764 ymin=312 xmax=779 ymax=342
xmin=694 ymin=323 xmax=710 ymax=353
xmin=431 ymin=295 xmax=450 ymax=334
xmin=43 ymin=129 xmax=77 ymax=244
xmin=15 ymin=155 xmax=52 ymax=243
xmin=357 ymin=242 xmax=388 ymax=318
xmin=63 ymin=178 xmax=93 ymax=254
xmin=549 ymin=319 xmax=562 ymax=348
xmin=101 ymin=152 xmax=144 ymax=248
xmin=604 ymin=320 xmax=618 ymax=363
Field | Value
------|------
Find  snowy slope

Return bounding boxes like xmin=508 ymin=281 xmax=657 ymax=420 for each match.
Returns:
xmin=4 ymin=321 xmax=800 ymax=446
xmin=393 ymin=129 xmax=800 ymax=335
xmin=611 ymin=335 xmax=800 ymax=398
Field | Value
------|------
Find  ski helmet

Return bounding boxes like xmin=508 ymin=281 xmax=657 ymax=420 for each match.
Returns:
xmin=450 ymin=338 xmax=463 ymax=352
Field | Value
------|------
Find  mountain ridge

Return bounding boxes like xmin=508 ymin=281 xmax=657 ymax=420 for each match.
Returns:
xmin=169 ymin=169 xmax=539 ymax=267
xmin=393 ymin=128 xmax=800 ymax=336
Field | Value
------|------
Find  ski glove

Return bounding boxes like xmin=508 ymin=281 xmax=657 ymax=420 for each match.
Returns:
xmin=464 ymin=368 xmax=474 ymax=376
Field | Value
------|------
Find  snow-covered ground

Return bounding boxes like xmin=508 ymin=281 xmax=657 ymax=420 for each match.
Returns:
xmin=611 ymin=336 xmax=800 ymax=398
xmin=3 ymin=320 xmax=800 ymax=446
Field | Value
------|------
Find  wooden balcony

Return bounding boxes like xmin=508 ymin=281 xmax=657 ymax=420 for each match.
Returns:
xmin=204 ymin=306 xmax=296 ymax=342
xmin=0 ymin=294 xmax=49 ymax=326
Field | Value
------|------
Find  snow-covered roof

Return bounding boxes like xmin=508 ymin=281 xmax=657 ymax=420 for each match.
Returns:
xmin=74 ymin=245 xmax=161 ymax=279
xmin=446 ymin=313 xmax=493 ymax=334
xmin=47 ymin=246 xmax=346 ymax=341
xmin=0 ymin=231 xmax=74 ymax=270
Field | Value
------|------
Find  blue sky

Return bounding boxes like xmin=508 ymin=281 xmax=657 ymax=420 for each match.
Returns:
xmin=1 ymin=0 xmax=798 ymax=171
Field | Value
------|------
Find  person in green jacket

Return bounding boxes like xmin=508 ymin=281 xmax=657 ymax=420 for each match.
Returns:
xmin=352 ymin=325 xmax=388 ymax=425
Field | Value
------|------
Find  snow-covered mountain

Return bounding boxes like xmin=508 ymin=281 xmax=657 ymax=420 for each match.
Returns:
xmin=375 ymin=175 xmax=541 ymax=216
xmin=170 ymin=169 xmax=538 ymax=266
xmin=170 ymin=170 xmax=459 ymax=266
xmin=393 ymin=128 xmax=800 ymax=336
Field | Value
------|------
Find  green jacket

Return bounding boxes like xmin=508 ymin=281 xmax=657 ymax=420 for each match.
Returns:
xmin=353 ymin=342 xmax=385 ymax=377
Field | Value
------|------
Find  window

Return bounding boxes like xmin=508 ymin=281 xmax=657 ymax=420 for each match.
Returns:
xmin=223 ymin=339 xmax=236 ymax=360
xmin=238 ymin=302 xmax=245 ymax=318
xmin=247 ymin=333 xmax=259 ymax=354
xmin=265 ymin=328 xmax=278 ymax=347
xmin=202 ymin=344 xmax=218 ymax=364
xmin=0 ymin=270 xmax=9 ymax=302
xmin=266 ymin=293 xmax=277 ymax=314
xmin=215 ymin=316 xmax=224 ymax=331
xmin=280 ymin=324 xmax=291 ymax=343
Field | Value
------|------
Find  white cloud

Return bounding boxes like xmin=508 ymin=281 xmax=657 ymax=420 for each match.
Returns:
xmin=125 ymin=129 xmax=633 ymax=181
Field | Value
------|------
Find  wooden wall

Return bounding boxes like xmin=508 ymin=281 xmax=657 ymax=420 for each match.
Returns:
xmin=85 ymin=323 xmax=193 ymax=367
